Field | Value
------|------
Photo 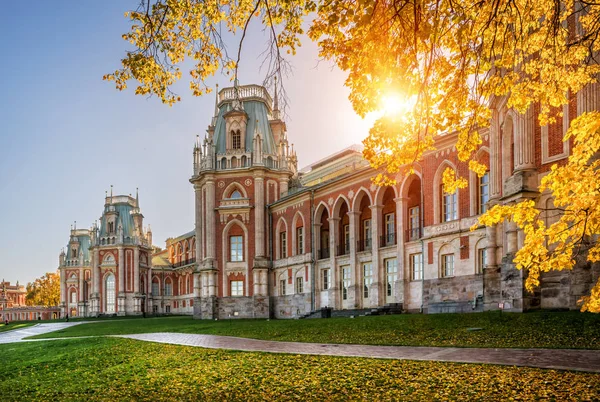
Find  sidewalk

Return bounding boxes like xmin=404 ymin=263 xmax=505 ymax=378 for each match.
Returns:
xmin=117 ymin=332 xmax=600 ymax=373
xmin=3 ymin=324 xmax=599 ymax=373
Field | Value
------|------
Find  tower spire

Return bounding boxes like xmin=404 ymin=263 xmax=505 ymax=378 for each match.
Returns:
xmin=214 ymin=83 xmax=219 ymax=116
xmin=136 ymin=187 xmax=139 ymax=206
xmin=110 ymin=185 xmax=113 ymax=204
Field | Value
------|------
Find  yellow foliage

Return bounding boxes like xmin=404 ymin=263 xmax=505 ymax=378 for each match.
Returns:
xmin=107 ymin=1 xmax=600 ymax=310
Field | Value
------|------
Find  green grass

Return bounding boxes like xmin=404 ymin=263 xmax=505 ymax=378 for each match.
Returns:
xmin=29 ymin=311 xmax=600 ymax=349
xmin=1 ymin=338 xmax=598 ymax=401
xmin=0 ymin=322 xmax=34 ymax=333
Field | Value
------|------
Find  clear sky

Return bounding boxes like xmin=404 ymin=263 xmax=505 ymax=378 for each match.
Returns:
xmin=0 ymin=2 xmax=374 ymax=285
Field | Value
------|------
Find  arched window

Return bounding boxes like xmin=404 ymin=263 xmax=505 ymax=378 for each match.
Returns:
xmin=164 ymin=278 xmax=173 ymax=296
xmin=70 ymin=289 xmax=77 ymax=304
xmin=105 ymin=274 xmax=115 ymax=313
xmin=230 ymin=190 xmax=242 ymax=199
xmin=152 ymin=278 xmax=160 ymax=296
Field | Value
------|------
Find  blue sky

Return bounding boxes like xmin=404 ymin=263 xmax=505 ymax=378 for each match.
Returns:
xmin=0 ymin=2 xmax=373 ymax=285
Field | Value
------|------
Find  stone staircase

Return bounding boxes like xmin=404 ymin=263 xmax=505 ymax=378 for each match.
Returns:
xmin=299 ymin=303 xmax=403 ymax=319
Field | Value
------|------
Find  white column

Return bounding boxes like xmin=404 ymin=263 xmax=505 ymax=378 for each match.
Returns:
xmin=370 ymin=205 xmax=383 ymax=306
xmin=328 ymin=217 xmax=339 ymax=308
xmin=59 ymin=268 xmax=66 ymax=306
xmin=394 ymin=197 xmax=406 ymax=304
xmin=205 ymin=177 xmax=216 ymax=262
xmin=489 ymin=108 xmax=502 ymax=199
xmin=348 ymin=211 xmax=360 ymax=306
xmin=485 ymin=225 xmax=497 ymax=267
xmin=254 ymin=174 xmax=265 ymax=257
xmin=78 ymin=268 xmax=84 ymax=302
xmin=514 ymin=106 xmax=536 ymax=171
xmin=577 ymin=75 xmax=600 ymax=115
xmin=118 ymin=247 xmax=125 ymax=295
xmin=134 ymin=248 xmax=140 ymax=293
xmin=194 ymin=183 xmax=203 ymax=262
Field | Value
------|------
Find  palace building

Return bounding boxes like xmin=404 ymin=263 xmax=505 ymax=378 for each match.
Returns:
xmin=0 ymin=280 xmax=60 ymax=321
xmin=59 ymin=81 xmax=600 ymax=319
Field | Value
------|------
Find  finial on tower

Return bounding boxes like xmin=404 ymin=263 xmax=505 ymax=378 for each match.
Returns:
xmin=273 ymin=76 xmax=280 ymax=119
xmin=136 ymin=187 xmax=139 ymax=205
xmin=110 ymin=185 xmax=113 ymax=203
xmin=74 ymin=221 xmax=76 ymax=230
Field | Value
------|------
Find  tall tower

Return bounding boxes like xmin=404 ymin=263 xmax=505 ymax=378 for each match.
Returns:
xmin=86 ymin=190 xmax=154 ymax=316
xmin=191 ymin=83 xmax=297 ymax=319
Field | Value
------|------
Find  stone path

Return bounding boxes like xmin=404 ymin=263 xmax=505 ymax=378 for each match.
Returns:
xmin=0 ymin=322 xmax=84 ymax=344
xmin=3 ymin=324 xmax=599 ymax=372
xmin=117 ymin=332 xmax=600 ymax=373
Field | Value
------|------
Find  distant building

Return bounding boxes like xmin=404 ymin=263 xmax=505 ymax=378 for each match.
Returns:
xmin=0 ymin=280 xmax=59 ymax=321
xmin=58 ymin=81 xmax=600 ymax=318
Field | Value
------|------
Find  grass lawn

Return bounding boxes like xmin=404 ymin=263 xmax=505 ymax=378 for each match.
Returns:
xmin=0 ymin=322 xmax=34 ymax=333
xmin=28 ymin=311 xmax=600 ymax=349
xmin=1 ymin=338 xmax=598 ymax=401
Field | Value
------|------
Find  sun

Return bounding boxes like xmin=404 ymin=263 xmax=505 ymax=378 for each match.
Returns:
xmin=380 ymin=93 xmax=417 ymax=117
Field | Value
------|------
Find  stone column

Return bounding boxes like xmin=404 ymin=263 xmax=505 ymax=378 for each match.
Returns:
xmin=370 ymin=204 xmax=383 ymax=306
xmin=147 ymin=266 xmax=152 ymax=312
xmin=347 ymin=211 xmax=360 ymax=307
xmin=577 ymin=76 xmax=600 ymax=116
xmin=134 ymin=248 xmax=140 ymax=293
xmin=489 ymin=108 xmax=502 ymax=199
xmin=59 ymin=268 xmax=65 ymax=309
xmin=328 ymin=217 xmax=339 ymax=308
xmin=279 ymin=178 xmax=289 ymax=196
xmin=117 ymin=247 xmax=125 ymax=315
xmin=514 ymin=106 xmax=536 ymax=171
xmin=92 ymin=249 xmax=100 ymax=315
xmin=194 ymin=183 xmax=203 ymax=262
xmin=394 ymin=197 xmax=406 ymax=305
xmin=506 ymin=220 xmax=518 ymax=254
xmin=205 ymin=177 xmax=216 ymax=265
xmin=485 ymin=225 xmax=497 ymax=267
xmin=254 ymin=174 xmax=265 ymax=257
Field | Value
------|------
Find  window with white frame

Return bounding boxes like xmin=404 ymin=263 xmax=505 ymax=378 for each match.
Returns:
xmin=164 ymin=280 xmax=173 ymax=296
xmin=152 ymin=281 xmax=160 ymax=296
xmin=70 ymin=290 xmax=77 ymax=304
xmin=385 ymin=258 xmax=397 ymax=297
xmin=230 ymin=280 xmax=243 ymax=296
xmin=279 ymin=279 xmax=286 ymax=296
xmin=297 ymin=227 xmax=304 ymax=255
xmin=363 ymin=219 xmax=372 ymax=248
xmin=477 ymin=248 xmax=487 ymax=274
xmin=165 ymin=305 xmax=171 ymax=313
xmin=344 ymin=224 xmax=350 ymax=252
xmin=479 ymin=172 xmax=489 ymax=214
xmin=409 ymin=206 xmax=420 ymax=240
xmin=230 ymin=235 xmax=243 ymax=262
xmin=322 ymin=269 xmax=331 ymax=290
xmin=410 ymin=253 xmax=423 ymax=281
xmin=105 ymin=274 xmax=115 ymax=313
xmin=363 ymin=263 xmax=372 ymax=298
xmin=385 ymin=213 xmax=395 ymax=244
xmin=342 ymin=266 xmax=350 ymax=300
xmin=296 ymin=277 xmax=304 ymax=293
xmin=442 ymin=254 xmax=455 ymax=277
xmin=280 ymin=231 xmax=287 ymax=259
xmin=442 ymin=188 xmax=458 ymax=222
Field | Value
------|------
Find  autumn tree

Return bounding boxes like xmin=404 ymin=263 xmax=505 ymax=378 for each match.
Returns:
xmin=105 ymin=0 xmax=600 ymax=312
xmin=26 ymin=272 xmax=60 ymax=307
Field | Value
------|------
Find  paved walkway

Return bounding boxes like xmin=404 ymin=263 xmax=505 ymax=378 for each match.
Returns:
xmin=2 ymin=325 xmax=599 ymax=372
xmin=0 ymin=322 xmax=84 ymax=344
xmin=117 ymin=332 xmax=600 ymax=373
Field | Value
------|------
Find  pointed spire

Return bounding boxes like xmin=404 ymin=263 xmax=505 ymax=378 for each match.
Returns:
xmin=136 ymin=187 xmax=139 ymax=207
xmin=110 ymin=185 xmax=113 ymax=204
xmin=273 ymin=76 xmax=280 ymax=119
xmin=214 ymin=83 xmax=219 ymax=116
xmin=74 ymin=221 xmax=77 ymax=230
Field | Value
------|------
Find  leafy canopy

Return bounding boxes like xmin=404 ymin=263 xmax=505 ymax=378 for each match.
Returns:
xmin=106 ymin=0 xmax=600 ymax=311
xmin=26 ymin=271 xmax=60 ymax=307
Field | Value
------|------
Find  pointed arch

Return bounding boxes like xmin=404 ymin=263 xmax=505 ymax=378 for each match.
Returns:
xmin=222 ymin=218 xmax=249 ymax=296
xmin=276 ymin=216 xmax=289 ymax=259
xmin=291 ymin=211 xmax=306 ymax=255
xmin=470 ymin=147 xmax=491 ymax=216
xmin=223 ymin=182 xmax=247 ymax=199
xmin=314 ymin=201 xmax=331 ymax=259
xmin=374 ymin=185 xmax=399 ymax=206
